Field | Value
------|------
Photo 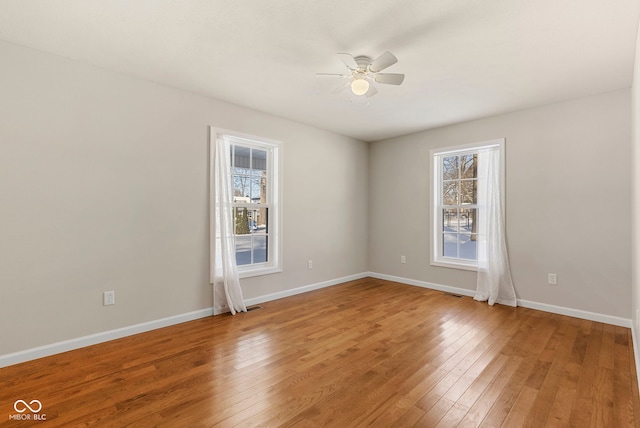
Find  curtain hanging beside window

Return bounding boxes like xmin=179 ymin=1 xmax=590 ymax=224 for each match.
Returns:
xmin=210 ymin=133 xmax=247 ymax=315
xmin=474 ymin=146 xmax=517 ymax=307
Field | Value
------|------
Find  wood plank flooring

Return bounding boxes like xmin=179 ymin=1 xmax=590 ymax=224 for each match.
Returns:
xmin=1 ymin=277 xmax=639 ymax=427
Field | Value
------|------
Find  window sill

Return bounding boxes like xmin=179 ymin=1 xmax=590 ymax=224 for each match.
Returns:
xmin=431 ymin=260 xmax=478 ymax=271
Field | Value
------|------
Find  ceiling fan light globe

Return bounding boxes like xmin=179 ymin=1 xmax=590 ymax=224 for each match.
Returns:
xmin=351 ymin=79 xmax=369 ymax=96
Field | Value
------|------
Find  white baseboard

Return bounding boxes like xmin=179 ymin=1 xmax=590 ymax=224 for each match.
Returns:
xmin=244 ymin=272 xmax=370 ymax=307
xmin=0 ymin=308 xmax=214 ymax=369
xmin=516 ymin=299 xmax=631 ymax=328
xmin=3 ymin=271 xmax=631 ymax=368
xmin=633 ymin=324 xmax=640 ymax=393
xmin=368 ymin=272 xmax=632 ymax=328
xmin=0 ymin=272 xmax=370 ymax=368
xmin=369 ymin=272 xmax=477 ymax=298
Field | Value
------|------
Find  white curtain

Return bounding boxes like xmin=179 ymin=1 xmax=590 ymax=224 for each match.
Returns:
xmin=474 ymin=146 xmax=517 ymax=307
xmin=210 ymin=133 xmax=247 ymax=315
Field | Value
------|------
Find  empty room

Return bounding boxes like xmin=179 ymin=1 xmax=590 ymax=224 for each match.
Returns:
xmin=2 ymin=1 xmax=640 ymax=426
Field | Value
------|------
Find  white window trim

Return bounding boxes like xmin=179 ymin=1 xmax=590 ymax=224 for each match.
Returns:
xmin=211 ymin=127 xmax=283 ymax=279
xmin=429 ymin=139 xmax=505 ymax=271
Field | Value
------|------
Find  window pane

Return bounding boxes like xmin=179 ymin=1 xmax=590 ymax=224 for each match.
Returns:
xmin=233 ymin=175 xmax=251 ymax=201
xmin=235 ymin=208 xmax=251 ymax=235
xmin=255 ymin=207 xmax=268 ymax=231
xmin=247 ymin=209 xmax=256 ymax=232
xmin=460 ymin=180 xmax=476 ymax=204
xmin=459 ymin=234 xmax=477 ymax=260
xmin=235 ymin=235 xmax=252 ymax=265
xmin=461 ymin=154 xmax=477 ymax=179
xmin=443 ymin=233 xmax=458 ymax=258
xmin=252 ymin=235 xmax=268 ymax=263
xmin=442 ymin=209 xmax=459 ymax=233
xmin=233 ymin=145 xmax=251 ymax=169
xmin=251 ymin=171 xmax=265 ymax=203
xmin=443 ymin=233 xmax=477 ymax=260
xmin=443 ymin=182 xmax=458 ymax=205
xmin=459 ymin=208 xmax=476 ymax=233
xmin=442 ymin=156 xmax=459 ymax=180
xmin=252 ymin=149 xmax=267 ymax=171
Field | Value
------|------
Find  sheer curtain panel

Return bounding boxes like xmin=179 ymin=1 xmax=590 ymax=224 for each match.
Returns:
xmin=210 ymin=132 xmax=247 ymax=315
xmin=474 ymin=145 xmax=517 ymax=307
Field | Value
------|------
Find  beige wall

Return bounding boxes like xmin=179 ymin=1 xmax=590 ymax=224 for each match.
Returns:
xmin=369 ymin=90 xmax=632 ymax=319
xmin=0 ymin=36 xmax=634 ymax=359
xmin=0 ymin=41 xmax=369 ymax=355
xmin=632 ymin=17 xmax=640 ymax=357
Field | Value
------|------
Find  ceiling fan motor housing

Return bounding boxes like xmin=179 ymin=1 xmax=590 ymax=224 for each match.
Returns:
xmin=354 ymin=56 xmax=373 ymax=72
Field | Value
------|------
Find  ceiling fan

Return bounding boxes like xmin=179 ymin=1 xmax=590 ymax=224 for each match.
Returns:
xmin=318 ymin=51 xmax=405 ymax=97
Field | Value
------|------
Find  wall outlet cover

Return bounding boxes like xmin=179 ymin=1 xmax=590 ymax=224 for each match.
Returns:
xmin=103 ymin=291 xmax=115 ymax=306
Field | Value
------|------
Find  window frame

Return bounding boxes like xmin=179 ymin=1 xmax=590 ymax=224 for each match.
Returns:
xmin=430 ymin=139 xmax=505 ymax=271
xmin=213 ymin=128 xmax=283 ymax=279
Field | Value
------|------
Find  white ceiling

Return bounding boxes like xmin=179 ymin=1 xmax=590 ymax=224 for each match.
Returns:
xmin=0 ymin=1 xmax=638 ymax=142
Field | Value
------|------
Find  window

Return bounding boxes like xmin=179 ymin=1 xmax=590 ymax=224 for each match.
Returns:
xmin=430 ymin=139 xmax=505 ymax=270
xmin=218 ymin=130 xmax=282 ymax=278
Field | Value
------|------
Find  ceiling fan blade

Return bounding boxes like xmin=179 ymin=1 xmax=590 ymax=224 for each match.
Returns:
xmin=337 ymin=53 xmax=359 ymax=70
xmin=374 ymin=73 xmax=405 ymax=85
xmin=369 ymin=51 xmax=398 ymax=72
xmin=365 ymin=85 xmax=378 ymax=98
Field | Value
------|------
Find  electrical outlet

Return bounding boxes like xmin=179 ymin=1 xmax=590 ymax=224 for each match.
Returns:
xmin=401 ymin=255 xmax=406 ymax=264
xmin=308 ymin=260 xmax=313 ymax=269
xmin=548 ymin=273 xmax=557 ymax=285
xmin=103 ymin=290 xmax=115 ymax=306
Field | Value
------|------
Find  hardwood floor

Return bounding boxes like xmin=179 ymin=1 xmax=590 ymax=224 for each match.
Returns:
xmin=1 ymin=277 xmax=639 ymax=427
